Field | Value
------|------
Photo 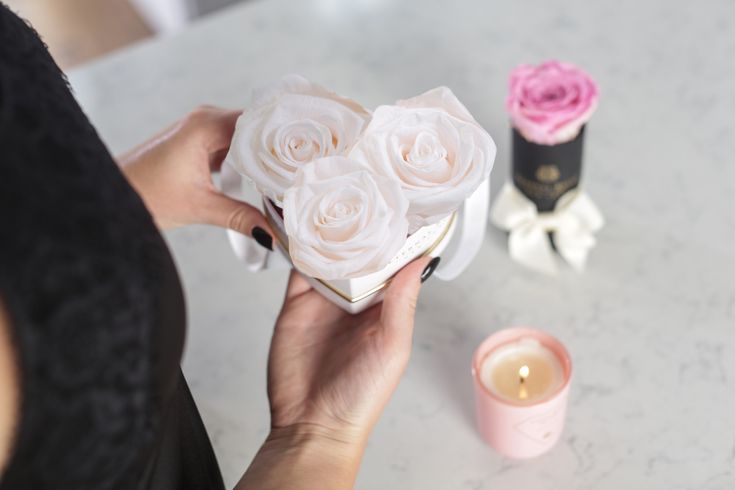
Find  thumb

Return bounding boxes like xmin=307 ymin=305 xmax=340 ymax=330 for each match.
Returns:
xmin=380 ymin=256 xmax=438 ymax=338
xmin=200 ymin=190 xmax=275 ymax=247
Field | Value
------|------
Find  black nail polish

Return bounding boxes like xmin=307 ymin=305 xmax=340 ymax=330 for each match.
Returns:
xmin=421 ymin=257 xmax=440 ymax=283
xmin=252 ymin=226 xmax=273 ymax=251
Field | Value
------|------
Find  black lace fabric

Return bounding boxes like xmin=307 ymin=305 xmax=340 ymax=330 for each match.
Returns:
xmin=0 ymin=5 xmax=223 ymax=489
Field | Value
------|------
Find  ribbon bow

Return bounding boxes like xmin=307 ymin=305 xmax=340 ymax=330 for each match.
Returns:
xmin=490 ymin=183 xmax=604 ymax=275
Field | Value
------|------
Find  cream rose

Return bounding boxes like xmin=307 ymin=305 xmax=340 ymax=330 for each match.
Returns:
xmin=283 ymin=156 xmax=409 ymax=280
xmin=226 ymin=75 xmax=370 ymax=205
xmin=349 ymin=87 xmax=496 ymax=231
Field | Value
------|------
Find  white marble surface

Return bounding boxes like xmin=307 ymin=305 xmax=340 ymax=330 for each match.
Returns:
xmin=67 ymin=0 xmax=735 ymax=488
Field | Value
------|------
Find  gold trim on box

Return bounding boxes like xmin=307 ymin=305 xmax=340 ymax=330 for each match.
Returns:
xmin=265 ymin=209 xmax=456 ymax=304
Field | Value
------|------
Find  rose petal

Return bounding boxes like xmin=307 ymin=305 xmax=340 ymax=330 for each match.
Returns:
xmin=283 ymin=156 xmax=409 ymax=280
xmin=226 ymin=76 xmax=371 ymax=205
xmin=506 ymin=60 xmax=599 ymax=145
xmin=350 ymin=88 xmax=495 ymax=231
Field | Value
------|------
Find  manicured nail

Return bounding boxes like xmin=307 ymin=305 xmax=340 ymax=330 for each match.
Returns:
xmin=252 ymin=226 xmax=273 ymax=251
xmin=421 ymin=257 xmax=440 ymax=283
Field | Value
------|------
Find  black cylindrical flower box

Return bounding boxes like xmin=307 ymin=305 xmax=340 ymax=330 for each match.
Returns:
xmin=511 ymin=126 xmax=585 ymax=212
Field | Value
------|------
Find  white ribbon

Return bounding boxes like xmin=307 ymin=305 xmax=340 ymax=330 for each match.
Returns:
xmin=433 ymin=177 xmax=489 ymax=281
xmin=220 ymin=163 xmax=291 ymax=271
xmin=490 ymin=183 xmax=604 ymax=275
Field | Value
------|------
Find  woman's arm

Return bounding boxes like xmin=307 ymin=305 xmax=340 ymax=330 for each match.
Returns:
xmin=236 ymin=426 xmax=364 ymax=490
xmin=236 ymin=257 xmax=434 ymax=490
xmin=0 ymin=302 xmax=19 ymax=476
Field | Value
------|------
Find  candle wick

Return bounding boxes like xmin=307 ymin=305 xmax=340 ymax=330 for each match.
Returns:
xmin=518 ymin=364 xmax=530 ymax=384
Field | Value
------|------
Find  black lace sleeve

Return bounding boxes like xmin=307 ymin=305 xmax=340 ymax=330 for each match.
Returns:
xmin=0 ymin=4 xmax=210 ymax=489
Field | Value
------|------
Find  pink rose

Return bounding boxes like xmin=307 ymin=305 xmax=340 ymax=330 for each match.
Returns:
xmin=506 ymin=60 xmax=599 ymax=145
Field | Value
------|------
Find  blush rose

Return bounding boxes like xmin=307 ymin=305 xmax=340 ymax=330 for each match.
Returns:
xmin=506 ymin=60 xmax=599 ymax=145
xmin=282 ymin=156 xmax=409 ymax=280
xmin=350 ymin=87 xmax=496 ymax=232
xmin=226 ymin=74 xmax=370 ymax=205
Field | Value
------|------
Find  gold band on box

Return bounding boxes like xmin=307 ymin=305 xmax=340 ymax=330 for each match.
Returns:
xmin=266 ymin=210 xmax=456 ymax=303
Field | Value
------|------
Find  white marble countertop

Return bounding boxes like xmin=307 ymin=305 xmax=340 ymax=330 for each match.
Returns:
xmin=67 ymin=0 xmax=735 ymax=488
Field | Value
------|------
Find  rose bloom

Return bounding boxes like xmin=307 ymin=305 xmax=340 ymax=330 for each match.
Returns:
xmin=506 ymin=60 xmax=599 ymax=145
xmin=283 ymin=156 xmax=409 ymax=280
xmin=350 ymin=87 xmax=496 ymax=232
xmin=226 ymin=74 xmax=370 ymax=205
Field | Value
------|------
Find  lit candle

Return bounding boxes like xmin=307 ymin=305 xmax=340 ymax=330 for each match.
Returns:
xmin=472 ymin=327 xmax=572 ymax=459
xmin=479 ymin=337 xmax=565 ymax=406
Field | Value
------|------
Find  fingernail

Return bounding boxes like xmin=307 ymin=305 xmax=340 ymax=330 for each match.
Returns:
xmin=252 ymin=226 xmax=273 ymax=251
xmin=421 ymin=257 xmax=440 ymax=283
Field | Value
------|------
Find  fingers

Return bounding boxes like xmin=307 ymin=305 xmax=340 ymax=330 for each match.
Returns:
xmin=204 ymin=109 xmax=241 ymax=169
xmin=208 ymin=147 xmax=230 ymax=172
xmin=184 ymin=106 xmax=243 ymax=167
xmin=281 ymin=269 xmax=348 ymax=327
xmin=184 ymin=106 xmax=274 ymax=245
xmin=285 ymin=268 xmax=313 ymax=300
xmin=181 ymin=106 xmax=271 ymax=239
xmin=380 ymin=256 xmax=434 ymax=339
xmin=200 ymin=191 xmax=274 ymax=245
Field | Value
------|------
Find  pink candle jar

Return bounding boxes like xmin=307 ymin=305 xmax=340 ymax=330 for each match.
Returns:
xmin=472 ymin=327 xmax=572 ymax=459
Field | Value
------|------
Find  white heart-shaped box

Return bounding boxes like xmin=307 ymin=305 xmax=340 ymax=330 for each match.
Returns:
xmin=263 ymin=198 xmax=457 ymax=313
xmin=220 ymin=164 xmax=490 ymax=314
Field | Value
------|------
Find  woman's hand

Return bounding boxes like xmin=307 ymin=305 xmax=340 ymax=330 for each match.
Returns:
xmin=237 ymin=257 xmax=439 ymax=490
xmin=269 ymin=257 xmax=438 ymax=440
xmin=118 ymin=106 xmax=273 ymax=247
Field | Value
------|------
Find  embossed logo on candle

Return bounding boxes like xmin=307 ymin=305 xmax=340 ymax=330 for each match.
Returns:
xmin=535 ymin=164 xmax=561 ymax=183
xmin=514 ymin=407 xmax=563 ymax=444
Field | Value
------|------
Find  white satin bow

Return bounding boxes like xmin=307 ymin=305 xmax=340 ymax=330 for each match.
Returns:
xmin=490 ymin=183 xmax=604 ymax=275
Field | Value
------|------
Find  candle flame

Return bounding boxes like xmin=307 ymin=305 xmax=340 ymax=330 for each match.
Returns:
xmin=518 ymin=365 xmax=530 ymax=382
